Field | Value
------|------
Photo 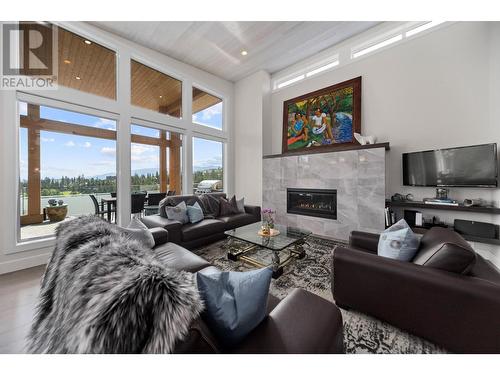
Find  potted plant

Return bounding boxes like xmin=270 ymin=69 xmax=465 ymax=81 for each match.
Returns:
xmin=261 ymin=208 xmax=276 ymax=234
xmin=45 ymin=199 xmax=68 ymax=222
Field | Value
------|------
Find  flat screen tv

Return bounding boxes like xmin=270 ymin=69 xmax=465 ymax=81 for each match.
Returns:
xmin=403 ymin=143 xmax=498 ymax=187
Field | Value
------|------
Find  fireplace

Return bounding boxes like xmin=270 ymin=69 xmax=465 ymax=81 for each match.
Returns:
xmin=287 ymin=188 xmax=337 ymax=220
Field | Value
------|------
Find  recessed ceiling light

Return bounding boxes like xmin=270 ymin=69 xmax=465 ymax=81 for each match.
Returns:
xmin=75 ymin=76 xmax=81 ymax=80
xmin=159 ymin=95 xmax=163 ymax=98
xmin=63 ymin=59 xmax=71 ymax=64
xmin=241 ymin=50 xmax=248 ymax=56
xmin=84 ymin=40 xmax=92 ymax=45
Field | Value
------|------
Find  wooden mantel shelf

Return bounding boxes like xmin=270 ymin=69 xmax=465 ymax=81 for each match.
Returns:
xmin=263 ymin=142 xmax=390 ymax=159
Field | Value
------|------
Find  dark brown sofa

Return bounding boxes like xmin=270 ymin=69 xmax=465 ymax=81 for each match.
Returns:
xmin=332 ymin=227 xmax=500 ymax=353
xmin=142 ymin=193 xmax=260 ymax=249
xmin=149 ymin=227 xmax=344 ymax=353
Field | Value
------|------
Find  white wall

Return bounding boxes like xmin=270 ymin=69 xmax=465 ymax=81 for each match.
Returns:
xmin=234 ymin=70 xmax=271 ymax=206
xmin=268 ymin=22 xmax=500 ymax=265
xmin=0 ymin=21 xmax=234 ymax=274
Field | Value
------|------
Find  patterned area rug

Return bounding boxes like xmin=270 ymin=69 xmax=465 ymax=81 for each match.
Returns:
xmin=193 ymin=236 xmax=447 ymax=354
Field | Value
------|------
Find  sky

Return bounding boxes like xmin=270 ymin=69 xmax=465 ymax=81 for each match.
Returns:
xmin=19 ymin=101 xmax=224 ymax=180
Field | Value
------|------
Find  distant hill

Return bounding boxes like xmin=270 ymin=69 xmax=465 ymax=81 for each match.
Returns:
xmin=92 ymin=168 xmax=159 ymax=180
xmin=91 ymin=166 xmax=220 ymax=179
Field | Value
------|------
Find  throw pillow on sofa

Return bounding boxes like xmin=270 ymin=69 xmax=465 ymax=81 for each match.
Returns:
xmin=196 ymin=267 xmax=272 ymax=346
xmin=187 ymin=202 xmax=204 ymax=224
xmin=119 ymin=217 xmax=155 ymax=248
xmin=219 ymin=196 xmax=239 ymax=216
xmin=198 ymin=194 xmax=220 ymax=218
xmin=378 ymin=219 xmax=421 ymax=262
xmin=236 ymin=197 xmax=245 ymax=213
xmin=166 ymin=201 xmax=189 ymax=224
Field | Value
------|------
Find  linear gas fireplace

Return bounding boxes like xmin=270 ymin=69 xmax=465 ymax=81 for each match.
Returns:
xmin=287 ymin=188 xmax=337 ymax=220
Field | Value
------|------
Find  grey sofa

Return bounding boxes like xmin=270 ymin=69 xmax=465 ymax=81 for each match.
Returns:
xmin=141 ymin=193 xmax=261 ymax=249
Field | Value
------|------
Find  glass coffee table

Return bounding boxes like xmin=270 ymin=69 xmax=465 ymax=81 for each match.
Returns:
xmin=224 ymin=222 xmax=312 ymax=278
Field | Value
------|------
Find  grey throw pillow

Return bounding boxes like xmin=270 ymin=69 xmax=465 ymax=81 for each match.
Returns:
xmin=219 ymin=196 xmax=239 ymax=216
xmin=166 ymin=201 xmax=189 ymax=224
xmin=196 ymin=267 xmax=272 ymax=346
xmin=187 ymin=202 xmax=204 ymax=224
xmin=236 ymin=197 xmax=245 ymax=213
xmin=378 ymin=219 xmax=421 ymax=261
xmin=120 ymin=217 xmax=155 ymax=248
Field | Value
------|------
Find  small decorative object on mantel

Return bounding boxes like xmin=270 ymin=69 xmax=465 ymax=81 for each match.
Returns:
xmin=391 ymin=193 xmax=414 ymax=202
xmin=354 ymin=132 xmax=377 ymax=145
xmin=282 ymin=76 xmax=361 ymax=154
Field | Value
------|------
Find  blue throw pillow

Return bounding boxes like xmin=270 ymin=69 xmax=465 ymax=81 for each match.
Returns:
xmin=196 ymin=267 xmax=272 ymax=346
xmin=165 ymin=201 xmax=189 ymax=224
xmin=378 ymin=219 xmax=421 ymax=261
xmin=187 ymin=202 xmax=204 ymax=224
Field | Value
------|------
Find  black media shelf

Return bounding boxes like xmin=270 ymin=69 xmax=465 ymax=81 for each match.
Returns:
xmin=386 ymin=200 xmax=500 ymax=214
xmin=386 ymin=200 xmax=500 ymax=246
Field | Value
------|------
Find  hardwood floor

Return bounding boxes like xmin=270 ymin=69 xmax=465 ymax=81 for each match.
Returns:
xmin=0 ymin=266 xmax=45 ymax=354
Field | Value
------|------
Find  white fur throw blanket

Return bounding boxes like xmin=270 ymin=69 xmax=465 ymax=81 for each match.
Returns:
xmin=27 ymin=216 xmax=203 ymax=353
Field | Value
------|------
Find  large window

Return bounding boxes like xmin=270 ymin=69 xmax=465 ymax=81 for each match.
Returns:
xmin=18 ymin=101 xmax=117 ymax=241
xmin=192 ymin=88 xmax=223 ymax=130
xmin=10 ymin=23 xmax=229 ymax=250
xmin=131 ymin=124 xmax=182 ymax=195
xmin=58 ymin=27 xmax=117 ymax=99
xmin=131 ymin=60 xmax=182 ymax=117
xmin=18 ymin=23 xmax=117 ymax=98
xmin=192 ymin=137 xmax=223 ymax=194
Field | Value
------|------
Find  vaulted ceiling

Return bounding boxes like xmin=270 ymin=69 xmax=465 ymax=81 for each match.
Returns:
xmin=89 ymin=21 xmax=380 ymax=82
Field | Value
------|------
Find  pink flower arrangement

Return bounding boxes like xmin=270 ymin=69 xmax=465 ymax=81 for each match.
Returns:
xmin=261 ymin=208 xmax=276 ymax=229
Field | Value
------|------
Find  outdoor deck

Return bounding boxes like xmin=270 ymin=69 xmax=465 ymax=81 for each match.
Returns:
xmin=20 ymin=216 xmax=76 ymax=240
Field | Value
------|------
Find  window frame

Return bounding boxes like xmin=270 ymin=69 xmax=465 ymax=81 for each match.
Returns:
xmin=56 ymin=25 xmax=119 ymax=101
xmin=14 ymin=92 xmax=120 ymax=248
xmin=191 ymin=84 xmax=224 ymax=132
xmin=4 ymin=21 xmax=232 ymax=256
xmin=191 ymin=135 xmax=226 ymax=195
xmin=130 ymin=57 xmax=185 ymax=120
xmin=129 ymin=119 xmax=185 ymax=195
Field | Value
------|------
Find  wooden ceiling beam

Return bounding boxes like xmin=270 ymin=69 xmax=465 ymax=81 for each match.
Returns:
xmin=21 ymin=116 xmax=117 ymax=140
xmin=131 ymin=134 xmax=170 ymax=147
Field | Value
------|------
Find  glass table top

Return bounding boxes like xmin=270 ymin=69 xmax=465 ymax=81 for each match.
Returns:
xmin=224 ymin=222 xmax=312 ymax=251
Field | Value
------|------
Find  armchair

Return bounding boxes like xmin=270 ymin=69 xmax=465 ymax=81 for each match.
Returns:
xmin=332 ymin=228 xmax=500 ymax=353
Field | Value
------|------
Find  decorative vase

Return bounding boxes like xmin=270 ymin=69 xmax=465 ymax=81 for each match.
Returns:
xmin=261 ymin=208 xmax=276 ymax=230
xmin=46 ymin=204 xmax=68 ymax=223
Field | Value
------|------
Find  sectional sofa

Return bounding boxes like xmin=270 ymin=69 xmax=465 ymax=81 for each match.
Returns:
xmin=141 ymin=193 xmax=261 ymax=249
xmin=148 ymin=227 xmax=344 ymax=353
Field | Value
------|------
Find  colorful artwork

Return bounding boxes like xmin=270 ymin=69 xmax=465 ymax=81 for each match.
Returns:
xmin=282 ymin=77 xmax=361 ymax=154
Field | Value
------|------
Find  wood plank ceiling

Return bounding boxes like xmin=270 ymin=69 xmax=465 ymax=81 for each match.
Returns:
xmin=56 ymin=26 xmax=220 ymax=115
xmin=89 ymin=21 xmax=380 ymax=82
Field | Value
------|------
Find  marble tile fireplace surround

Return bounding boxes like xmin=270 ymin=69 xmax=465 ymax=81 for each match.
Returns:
xmin=262 ymin=147 xmax=386 ymax=241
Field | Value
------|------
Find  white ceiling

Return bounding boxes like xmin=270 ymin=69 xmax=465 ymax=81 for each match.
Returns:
xmin=89 ymin=21 xmax=380 ymax=82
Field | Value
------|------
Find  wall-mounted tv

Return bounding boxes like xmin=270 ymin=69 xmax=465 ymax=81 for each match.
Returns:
xmin=403 ymin=143 xmax=498 ymax=188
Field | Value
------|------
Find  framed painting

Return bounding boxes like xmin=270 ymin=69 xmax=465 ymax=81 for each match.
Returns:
xmin=282 ymin=76 xmax=361 ymax=154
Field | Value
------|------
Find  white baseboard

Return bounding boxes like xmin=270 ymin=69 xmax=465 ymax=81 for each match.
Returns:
xmin=0 ymin=252 xmax=50 ymax=275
